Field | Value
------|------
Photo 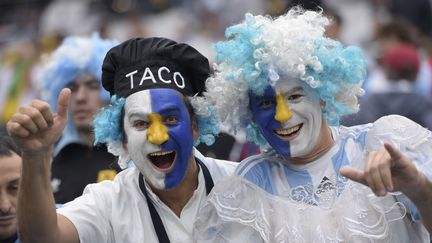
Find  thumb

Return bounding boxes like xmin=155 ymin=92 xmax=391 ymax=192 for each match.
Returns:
xmin=57 ymin=88 xmax=71 ymax=120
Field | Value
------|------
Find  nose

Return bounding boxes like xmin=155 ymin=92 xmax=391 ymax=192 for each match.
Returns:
xmin=147 ymin=113 xmax=169 ymax=145
xmin=274 ymin=93 xmax=292 ymax=123
xmin=0 ymin=191 xmax=12 ymax=214
xmin=75 ymin=85 xmax=88 ymax=103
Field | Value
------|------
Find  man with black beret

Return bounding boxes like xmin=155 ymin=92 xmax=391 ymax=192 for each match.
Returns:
xmin=7 ymin=37 xmax=237 ymax=243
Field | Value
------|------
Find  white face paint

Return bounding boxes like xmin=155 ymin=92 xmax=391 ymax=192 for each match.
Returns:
xmin=123 ymin=90 xmax=165 ymax=189
xmin=274 ymin=79 xmax=322 ymax=157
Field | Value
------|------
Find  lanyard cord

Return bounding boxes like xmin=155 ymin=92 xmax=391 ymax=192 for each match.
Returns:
xmin=138 ymin=158 xmax=214 ymax=243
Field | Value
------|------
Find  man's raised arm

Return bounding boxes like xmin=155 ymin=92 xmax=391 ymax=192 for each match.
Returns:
xmin=7 ymin=88 xmax=79 ymax=243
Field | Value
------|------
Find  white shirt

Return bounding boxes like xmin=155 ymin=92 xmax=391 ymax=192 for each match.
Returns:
xmin=194 ymin=115 xmax=431 ymax=242
xmin=57 ymin=148 xmax=237 ymax=243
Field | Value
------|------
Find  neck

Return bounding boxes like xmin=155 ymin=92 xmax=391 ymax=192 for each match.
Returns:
xmin=0 ymin=233 xmax=17 ymax=243
xmin=290 ymin=120 xmax=334 ymax=164
xmin=148 ymin=156 xmax=199 ymax=217
xmin=77 ymin=128 xmax=94 ymax=147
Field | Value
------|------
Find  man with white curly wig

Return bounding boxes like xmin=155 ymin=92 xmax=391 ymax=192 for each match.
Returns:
xmin=193 ymin=8 xmax=432 ymax=242
xmin=36 ymin=34 xmax=121 ymax=204
xmin=7 ymin=37 xmax=237 ymax=242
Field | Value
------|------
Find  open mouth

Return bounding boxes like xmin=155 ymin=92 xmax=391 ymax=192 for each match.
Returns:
xmin=147 ymin=150 xmax=176 ymax=171
xmin=274 ymin=123 xmax=303 ymax=139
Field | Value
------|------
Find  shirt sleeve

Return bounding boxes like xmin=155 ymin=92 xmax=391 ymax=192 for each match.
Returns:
xmin=57 ymin=181 xmax=114 ymax=243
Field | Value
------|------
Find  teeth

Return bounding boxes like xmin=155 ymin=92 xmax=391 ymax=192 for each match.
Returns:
xmin=149 ymin=151 xmax=173 ymax=157
xmin=276 ymin=125 xmax=301 ymax=136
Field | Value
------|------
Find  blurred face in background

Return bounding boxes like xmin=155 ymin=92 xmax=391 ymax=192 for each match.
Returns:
xmin=66 ymin=74 xmax=104 ymax=133
xmin=0 ymin=152 xmax=21 ymax=240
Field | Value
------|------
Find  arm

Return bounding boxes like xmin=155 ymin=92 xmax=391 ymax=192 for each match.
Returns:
xmin=340 ymin=143 xmax=432 ymax=233
xmin=7 ymin=88 xmax=79 ymax=243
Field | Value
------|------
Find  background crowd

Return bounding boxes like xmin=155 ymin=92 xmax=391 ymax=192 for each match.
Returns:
xmin=1 ymin=0 xmax=432 ymax=168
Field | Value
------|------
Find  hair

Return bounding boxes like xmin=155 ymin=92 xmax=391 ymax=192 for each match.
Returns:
xmin=38 ymin=33 xmax=118 ymax=113
xmin=202 ymin=7 xmax=367 ymax=145
xmin=323 ymin=6 xmax=342 ymax=26
xmin=375 ymin=20 xmax=416 ymax=45
xmin=0 ymin=136 xmax=21 ymax=157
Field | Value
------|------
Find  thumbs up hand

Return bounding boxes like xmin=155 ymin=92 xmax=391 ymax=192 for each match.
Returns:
xmin=7 ymin=88 xmax=71 ymax=155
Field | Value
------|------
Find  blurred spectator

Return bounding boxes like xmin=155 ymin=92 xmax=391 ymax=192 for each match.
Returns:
xmin=342 ymin=44 xmax=432 ymax=130
xmin=324 ymin=7 xmax=343 ymax=41
xmin=38 ymin=34 xmax=121 ymax=204
xmin=0 ymin=40 xmax=39 ymax=129
xmin=196 ymin=131 xmax=260 ymax=162
xmin=375 ymin=0 xmax=432 ymax=38
xmin=0 ymin=135 xmax=21 ymax=243
xmin=365 ymin=20 xmax=432 ymax=96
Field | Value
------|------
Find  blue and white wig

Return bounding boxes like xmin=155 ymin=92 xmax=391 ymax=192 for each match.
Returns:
xmin=199 ymin=8 xmax=367 ymax=146
xmin=93 ymin=95 xmax=219 ymax=169
xmin=38 ymin=33 xmax=118 ymax=155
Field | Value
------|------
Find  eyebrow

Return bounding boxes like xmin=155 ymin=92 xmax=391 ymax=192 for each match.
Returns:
xmin=279 ymin=86 xmax=304 ymax=94
xmin=127 ymin=106 xmax=181 ymax=118
xmin=127 ymin=111 xmax=149 ymax=119
xmin=65 ymin=79 xmax=99 ymax=88
xmin=158 ymin=106 xmax=181 ymax=114
xmin=85 ymin=79 xmax=99 ymax=84
xmin=8 ymin=178 xmax=20 ymax=185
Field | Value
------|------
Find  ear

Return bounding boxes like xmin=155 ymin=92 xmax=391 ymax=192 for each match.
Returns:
xmin=122 ymin=133 xmax=128 ymax=152
xmin=191 ymin=117 xmax=199 ymax=141
xmin=320 ymin=100 xmax=326 ymax=108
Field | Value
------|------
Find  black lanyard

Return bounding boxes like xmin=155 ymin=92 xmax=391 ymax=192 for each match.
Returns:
xmin=138 ymin=158 xmax=214 ymax=243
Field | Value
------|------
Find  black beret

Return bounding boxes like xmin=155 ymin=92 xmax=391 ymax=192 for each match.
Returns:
xmin=102 ymin=37 xmax=210 ymax=98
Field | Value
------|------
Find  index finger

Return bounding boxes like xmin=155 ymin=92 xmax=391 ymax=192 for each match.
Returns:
xmin=384 ymin=143 xmax=403 ymax=163
xmin=57 ymin=88 xmax=71 ymax=119
xmin=30 ymin=99 xmax=54 ymax=126
xmin=340 ymin=166 xmax=368 ymax=186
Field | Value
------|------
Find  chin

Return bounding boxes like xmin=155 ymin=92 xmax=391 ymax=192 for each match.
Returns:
xmin=75 ymin=123 xmax=93 ymax=132
xmin=144 ymin=173 xmax=166 ymax=190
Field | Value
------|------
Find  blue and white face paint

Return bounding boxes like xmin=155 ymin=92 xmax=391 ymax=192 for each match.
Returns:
xmin=249 ymin=78 xmax=322 ymax=158
xmin=123 ymin=88 xmax=194 ymax=190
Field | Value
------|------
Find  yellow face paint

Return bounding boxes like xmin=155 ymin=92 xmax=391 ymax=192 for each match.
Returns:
xmin=147 ymin=113 xmax=169 ymax=145
xmin=274 ymin=93 xmax=292 ymax=123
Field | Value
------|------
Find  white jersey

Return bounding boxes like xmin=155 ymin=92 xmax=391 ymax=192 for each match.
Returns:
xmin=194 ymin=115 xmax=432 ymax=242
xmin=57 ymin=148 xmax=237 ymax=243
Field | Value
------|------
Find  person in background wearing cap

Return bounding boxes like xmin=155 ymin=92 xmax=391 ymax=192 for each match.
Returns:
xmin=193 ymin=8 xmax=432 ymax=242
xmin=342 ymin=44 xmax=432 ymax=130
xmin=7 ymin=37 xmax=237 ymax=242
xmin=38 ymin=34 xmax=121 ymax=204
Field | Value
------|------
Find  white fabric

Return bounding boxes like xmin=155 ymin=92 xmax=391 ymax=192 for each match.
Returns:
xmin=193 ymin=115 xmax=431 ymax=242
xmin=57 ymin=148 xmax=237 ymax=243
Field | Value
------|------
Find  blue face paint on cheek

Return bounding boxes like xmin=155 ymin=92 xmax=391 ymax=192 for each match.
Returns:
xmin=249 ymin=86 xmax=291 ymax=157
xmin=150 ymin=89 xmax=193 ymax=189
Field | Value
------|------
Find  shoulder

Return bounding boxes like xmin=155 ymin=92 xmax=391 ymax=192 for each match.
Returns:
xmin=235 ymin=150 xmax=278 ymax=177
xmin=57 ymin=167 xmax=140 ymax=217
xmin=365 ymin=115 xmax=431 ymax=151
xmin=79 ymin=167 xmax=139 ymax=196
xmin=337 ymin=123 xmax=373 ymax=144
